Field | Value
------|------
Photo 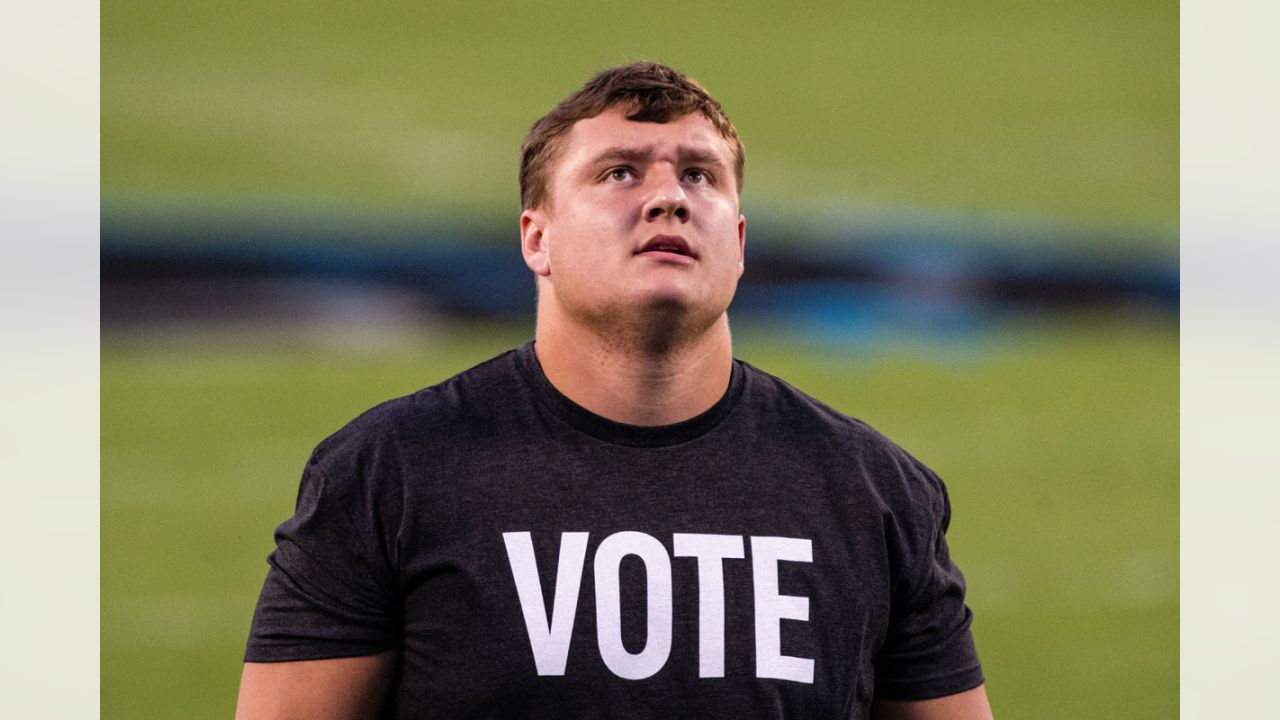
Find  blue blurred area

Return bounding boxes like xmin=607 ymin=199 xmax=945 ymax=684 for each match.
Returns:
xmin=102 ymin=215 xmax=1177 ymax=347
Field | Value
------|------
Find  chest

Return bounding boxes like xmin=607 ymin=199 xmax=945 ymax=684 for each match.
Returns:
xmin=385 ymin=448 xmax=893 ymax=718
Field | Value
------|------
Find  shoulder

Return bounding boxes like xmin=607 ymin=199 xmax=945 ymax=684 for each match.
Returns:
xmin=735 ymin=359 xmax=949 ymax=513
xmin=312 ymin=347 xmax=526 ymax=467
xmin=735 ymin=359 xmax=919 ymax=457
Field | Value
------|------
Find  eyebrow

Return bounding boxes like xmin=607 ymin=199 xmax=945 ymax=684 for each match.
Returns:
xmin=588 ymin=146 xmax=730 ymax=171
xmin=678 ymin=147 xmax=729 ymax=170
xmin=590 ymin=147 xmax=650 ymax=166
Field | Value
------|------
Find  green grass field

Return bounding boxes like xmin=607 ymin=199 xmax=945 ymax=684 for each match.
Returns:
xmin=102 ymin=315 xmax=1177 ymax=718
xmin=102 ymin=1 xmax=1178 ymax=714
xmin=103 ymin=0 xmax=1177 ymax=238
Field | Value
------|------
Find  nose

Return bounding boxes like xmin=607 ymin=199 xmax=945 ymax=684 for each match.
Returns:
xmin=642 ymin=169 xmax=689 ymax=222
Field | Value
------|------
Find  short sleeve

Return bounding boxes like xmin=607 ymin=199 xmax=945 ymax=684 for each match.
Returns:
xmin=873 ymin=462 xmax=984 ymax=700
xmin=244 ymin=436 xmax=403 ymax=662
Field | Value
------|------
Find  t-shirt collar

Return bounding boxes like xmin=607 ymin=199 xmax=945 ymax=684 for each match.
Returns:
xmin=512 ymin=341 xmax=744 ymax=448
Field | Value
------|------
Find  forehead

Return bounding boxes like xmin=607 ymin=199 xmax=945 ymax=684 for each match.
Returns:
xmin=556 ymin=108 xmax=734 ymax=170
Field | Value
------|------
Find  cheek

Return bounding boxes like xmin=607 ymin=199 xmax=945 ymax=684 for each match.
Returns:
xmin=695 ymin=197 xmax=740 ymax=230
xmin=554 ymin=210 xmax=624 ymax=257
xmin=547 ymin=230 xmax=606 ymax=279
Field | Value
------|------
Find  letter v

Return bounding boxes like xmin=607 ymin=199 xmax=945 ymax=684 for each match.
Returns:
xmin=502 ymin=531 xmax=589 ymax=675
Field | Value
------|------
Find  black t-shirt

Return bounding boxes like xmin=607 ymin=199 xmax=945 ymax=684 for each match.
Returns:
xmin=246 ymin=343 xmax=983 ymax=718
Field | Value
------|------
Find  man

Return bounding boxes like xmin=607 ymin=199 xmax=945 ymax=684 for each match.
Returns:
xmin=237 ymin=62 xmax=992 ymax=719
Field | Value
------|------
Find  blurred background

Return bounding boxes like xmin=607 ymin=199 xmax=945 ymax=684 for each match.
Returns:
xmin=101 ymin=1 xmax=1177 ymax=717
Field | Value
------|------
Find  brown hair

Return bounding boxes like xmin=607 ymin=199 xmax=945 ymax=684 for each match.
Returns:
xmin=519 ymin=61 xmax=745 ymax=210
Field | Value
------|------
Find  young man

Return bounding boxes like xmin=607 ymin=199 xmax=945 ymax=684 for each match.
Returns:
xmin=237 ymin=62 xmax=992 ymax=719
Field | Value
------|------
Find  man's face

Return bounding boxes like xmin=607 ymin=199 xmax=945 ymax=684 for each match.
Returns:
xmin=521 ymin=108 xmax=745 ymax=331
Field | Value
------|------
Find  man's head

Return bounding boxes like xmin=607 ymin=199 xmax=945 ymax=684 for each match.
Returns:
xmin=519 ymin=62 xmax=747 ymax=352
xmin=520 ymin=62 xmax=745 ymax=212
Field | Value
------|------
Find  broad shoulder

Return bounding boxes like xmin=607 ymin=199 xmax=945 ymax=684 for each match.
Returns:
xmin=735 ymin=359 xmax=949 ymax=504
xmin=313 ymin=347 xmax=526 ymax=459
xmin=736 ymin=359 xmax=903 ymax=449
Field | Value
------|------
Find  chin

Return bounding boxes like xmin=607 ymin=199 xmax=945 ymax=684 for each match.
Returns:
xmin=634 ymin=286 xmax=697 ymax=312
xmin=633 ymin=281 xmax=736 ymax=316
xmin=643 ymin=290 xmax=733 ymax=327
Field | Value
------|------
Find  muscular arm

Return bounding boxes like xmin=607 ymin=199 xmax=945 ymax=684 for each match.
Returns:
xmin=235 ymin=651 xmax=397 ymax=720
xmin=871 ymin=684 xmax=993 ymax=720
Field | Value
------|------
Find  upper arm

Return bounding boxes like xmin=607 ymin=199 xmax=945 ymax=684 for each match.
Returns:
xmin=871 ymin=684 xmax=993 ymax=720
xmin=235 ymin=651 xmax=397 ymax=720
xmin=873 ymin=451 xmax=985 ymax=700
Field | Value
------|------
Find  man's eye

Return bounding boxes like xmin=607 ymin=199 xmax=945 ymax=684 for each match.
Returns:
xmin=606 ymin=168 xmax=635 ymax=182
xmin=684 ymin=169 xmax=710 ymax=184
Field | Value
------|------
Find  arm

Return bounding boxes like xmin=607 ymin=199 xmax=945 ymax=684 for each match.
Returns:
xmin=872 ymin=684 xmax=993 ymax=720
xmin=235 ymin=651 xmax=397 ymax=720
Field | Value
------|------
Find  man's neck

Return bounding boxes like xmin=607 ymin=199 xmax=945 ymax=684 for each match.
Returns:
xmin=533 ymin=309 xmax=734 ymax=427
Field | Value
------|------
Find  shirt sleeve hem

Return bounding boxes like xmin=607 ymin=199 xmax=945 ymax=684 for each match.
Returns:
xmin=874 ymin=665 xmax=985 ymax=701
xmin=244 ymin=641 xmax=398 ymax=664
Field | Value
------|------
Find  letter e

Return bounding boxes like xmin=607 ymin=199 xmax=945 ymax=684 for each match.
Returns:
xmin=751 ymin=536 xmax=814 ymax=684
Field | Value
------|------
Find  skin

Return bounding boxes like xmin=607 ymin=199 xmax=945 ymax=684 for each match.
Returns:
xmin=235 ymin=106 xmax=993 ymax=719
xmin=520 ymin=107 xmax=746 ymax=426
xmin=235 ymin=651 xmax=395 ymax=720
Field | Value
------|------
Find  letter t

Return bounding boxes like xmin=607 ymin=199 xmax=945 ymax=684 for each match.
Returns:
xmin=673 ymin=533 xmax=746 ymax=678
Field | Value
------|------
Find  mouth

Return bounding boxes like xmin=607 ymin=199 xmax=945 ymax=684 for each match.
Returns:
xmin=635 ymin=234 xmax=697 ymax=260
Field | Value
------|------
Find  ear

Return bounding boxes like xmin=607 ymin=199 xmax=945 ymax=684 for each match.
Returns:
xmin=520 ymin=209 xmax=551 ymax=277
xmin=736 ymin=214 xmax=746 ymax=277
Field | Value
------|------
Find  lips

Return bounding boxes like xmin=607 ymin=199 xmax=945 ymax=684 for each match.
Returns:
xmin=635 ymin=234 xmax=696 ymax=259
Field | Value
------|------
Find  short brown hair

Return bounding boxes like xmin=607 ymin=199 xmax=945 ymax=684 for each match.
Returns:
xmin=519 ymin=61 xmax=744 ymax=210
